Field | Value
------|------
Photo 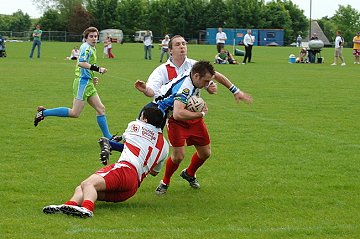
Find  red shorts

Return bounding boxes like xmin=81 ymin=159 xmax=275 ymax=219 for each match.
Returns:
xmin=167 ymin=117 xmax=210 ymax=147
xmin=95 ymin=161 xmax=139 ymax=202
xmin=353 ymin=49 xmax=360 ymax=56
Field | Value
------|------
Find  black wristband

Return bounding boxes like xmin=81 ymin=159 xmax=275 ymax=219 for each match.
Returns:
xmin=90 ymin=64 xmax=100 ymax=72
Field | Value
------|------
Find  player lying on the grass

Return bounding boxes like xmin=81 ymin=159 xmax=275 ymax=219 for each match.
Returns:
xmin=33 ymin=27 xmax=113 ymax=140
xmin=42 ymin=106 xmax=169 ymax=218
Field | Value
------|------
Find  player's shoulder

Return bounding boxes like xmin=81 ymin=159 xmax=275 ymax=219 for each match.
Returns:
xmin=185 ymin=57 xmax=197 ymax=64
xmin=79 ymin=43 xmax=89 ymax=51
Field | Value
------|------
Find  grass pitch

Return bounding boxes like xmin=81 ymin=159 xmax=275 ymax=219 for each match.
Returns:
xmin=1 ymin=41 xmax=359 ymax=238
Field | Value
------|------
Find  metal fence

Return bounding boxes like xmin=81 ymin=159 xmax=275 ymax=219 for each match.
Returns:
xmin=0 ymin=30 xmax=203 ymax=44
xmin=0 ymin=31 xmax=83 ymax=42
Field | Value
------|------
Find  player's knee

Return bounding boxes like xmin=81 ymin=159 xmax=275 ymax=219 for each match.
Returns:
xmin=96 ymin=105 xmax=106 ymax=115
xmin=80 ymin=180 xmax=94 ymax=190
xmin=171 ymin=155 xmax=184 ymax=164
xmin=199 ymin=149 xmax=211 ymax=160
xmin=74 ymin=185 xmax=82 ymax=193
xmin=69 ymin=109 xmax=81 ymax=118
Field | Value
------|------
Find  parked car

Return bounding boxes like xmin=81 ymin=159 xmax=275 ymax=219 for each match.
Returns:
xmin=134 ymin=30 xmax=152 ymax=42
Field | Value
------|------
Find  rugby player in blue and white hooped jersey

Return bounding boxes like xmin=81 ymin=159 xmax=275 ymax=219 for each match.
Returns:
xmin=33 ymin=27 xmax=113 ymax=140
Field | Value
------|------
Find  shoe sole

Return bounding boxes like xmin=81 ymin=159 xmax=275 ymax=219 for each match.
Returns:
xmin=34 ymin=107 xmax=46 ymax=127
xmin=60 ymin=205 xmax=92 ymax=218
xmin=43 ymin=207 xmax=62 ymax=214
xmin=155 ymin=188 xmax=168 ymax=195
xmin=98 ymin=138 xmax=111 ymax=165
xmin=188 ymin=183 xmax=201 ymax=189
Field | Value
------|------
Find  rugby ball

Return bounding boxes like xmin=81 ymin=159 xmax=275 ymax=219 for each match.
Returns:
xmin=186 ymin=96 xmax=206 ymax=112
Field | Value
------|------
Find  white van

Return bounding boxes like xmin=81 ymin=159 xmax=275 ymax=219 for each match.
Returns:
xmin=134 ymin=30 xmax=152 ymax=42
xmin=99 ymin=29 xmax=123 ymax=43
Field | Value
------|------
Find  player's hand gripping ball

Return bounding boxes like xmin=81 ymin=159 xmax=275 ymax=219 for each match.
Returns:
xmin=186 ymin=96 xmax=206 ymax=112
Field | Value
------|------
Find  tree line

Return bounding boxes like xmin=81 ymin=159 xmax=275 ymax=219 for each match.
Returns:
xmin=0 ymin=0 xmax=359 ymax=45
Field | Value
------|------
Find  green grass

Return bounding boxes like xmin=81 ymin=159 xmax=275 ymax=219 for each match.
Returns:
xmin=1 ymin=41 xmax=359 ymax=238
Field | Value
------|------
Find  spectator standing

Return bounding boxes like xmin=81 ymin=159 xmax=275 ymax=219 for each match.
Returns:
xmin=331 ymin=30 xmax=346 ymax=66
xmin=144 ymin=30 xmax=153 ymax=60
xmin=160 ymin=35 xmax=170 ymax=63
xmin=296 ymin=34 xmax=302 ymax=47
xmin=103 ymin=35 xmax=110 ymax=58
xmin=352 ymin=31 xmax=360 ymax=64
xmin=216 ymin=27 xmax=227 ymax=53
xmin=242 ymin=29 xmax=254 ymax=64
xmin=107 ymin=37 xmax=115 ymax=59
xmin=29 ymin=24 xmax=42 ymax=59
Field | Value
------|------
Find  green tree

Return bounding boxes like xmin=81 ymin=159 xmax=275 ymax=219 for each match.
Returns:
xmin=282 ymin=0 xmax=308 ymax=39
xmin=117 ymin=0 xmax=148 ymax=36
xmin=161 ymin=0 xmax=187 ymax=37
xmin=147 ymin=0 xmax=170 ymax=37
xmin=263 ymin=1 xmax=292 ymax=44
xmin=34 ymin=0 xmax=86 ymax=31
xmin=67 ymin=4 xmax=92 ymax=34
xmin=332 ymin=4 xmax=360 ymax=46
xmin=37 ymin=9 xmax=65 ymax=31
xmin=9 ymin=10 xmax=32 ymax=32
xmin=317 ymin=16 xmax=336 ymax=44
xmin=225 ymin=0 xmax=266 ymax=29
xmin=0 ymin=15 xmax=11 ymax=31
xmin=204 ymin=0 xmax=227 ymax=28
xmin=183 ymin=0 xmax=208 ymax=39
xmin=86 ymin=0 xmax=120 ymax=30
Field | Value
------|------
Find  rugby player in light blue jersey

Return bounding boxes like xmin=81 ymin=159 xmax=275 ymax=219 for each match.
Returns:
xmin=34 ymin=27 xmax=113 ymax=139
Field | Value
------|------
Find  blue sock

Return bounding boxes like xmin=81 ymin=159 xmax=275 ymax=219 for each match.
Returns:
xmin=43 ymin=107 xmax=69 ymax=117
xmin=109 ymin=140 xmax=124 ymax=152
xmin=97 ymin=115 xmax=112 ymax=139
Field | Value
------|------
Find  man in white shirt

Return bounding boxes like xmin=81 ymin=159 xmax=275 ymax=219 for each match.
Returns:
xmin=143 ymin=30 xmax=153 ymax=60
xmin=242 ymin=29 xmax=254 ymax=64
xmin=331 ymin=30 xmax=346 ymax=66
xmin=160 ymin=35 xmax=170 ymax=63
xmin=216 ymin=27 xmax=227 ymax=53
